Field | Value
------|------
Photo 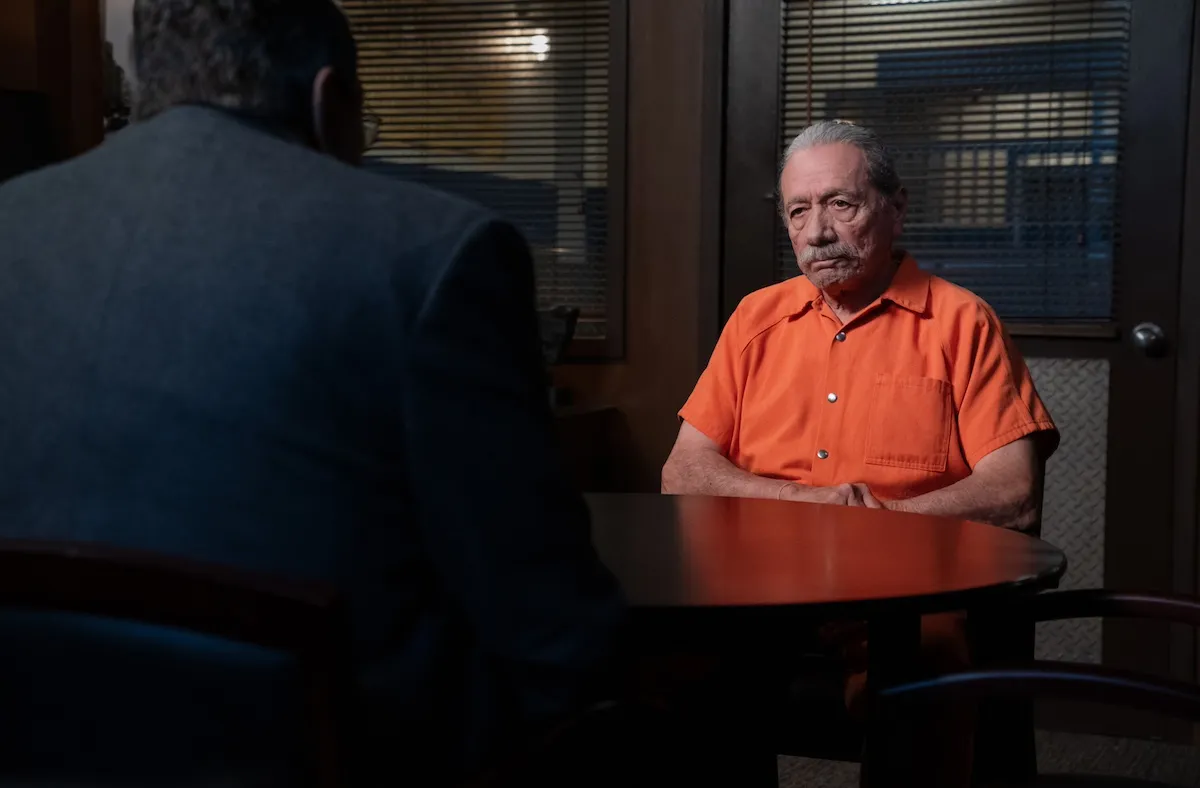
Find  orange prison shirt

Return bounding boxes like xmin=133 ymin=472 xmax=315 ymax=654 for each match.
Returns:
xmin=679 ymin=256 xmax=1059 ymax=501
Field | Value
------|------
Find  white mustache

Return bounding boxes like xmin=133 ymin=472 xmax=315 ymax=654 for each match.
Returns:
xmin=798 ymin=243 xmax=858 ymax=265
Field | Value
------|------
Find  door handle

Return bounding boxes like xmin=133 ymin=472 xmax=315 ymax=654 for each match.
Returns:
xmin=1131 ymin=322 xmax=1168 ymax=358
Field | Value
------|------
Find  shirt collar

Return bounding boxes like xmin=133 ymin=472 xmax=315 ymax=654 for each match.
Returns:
xmin=790 ymin=253 xmax=930 ymax=317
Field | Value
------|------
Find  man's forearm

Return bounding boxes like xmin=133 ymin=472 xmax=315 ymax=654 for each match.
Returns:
xmin=886 ymin=438 xmax=1043 ymax=530
xmin=661 ymin=449 xmax=790 ymax=499
xmin=886 ymin=473 xmax=1037 ymax=530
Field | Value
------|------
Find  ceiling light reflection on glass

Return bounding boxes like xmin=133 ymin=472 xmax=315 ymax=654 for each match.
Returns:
xmin=504 ymin=29 xmax=550 ymax=62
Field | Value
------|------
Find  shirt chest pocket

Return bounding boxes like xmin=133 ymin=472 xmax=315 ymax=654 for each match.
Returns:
xmin=864 ymin=374 xmax=952 ymax=473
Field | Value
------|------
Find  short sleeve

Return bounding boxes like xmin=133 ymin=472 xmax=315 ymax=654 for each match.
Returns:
xmin=678 ymin=308 xmax=745 ymax=454
xmin=954 ymin=303 xmax=1060 ymax=468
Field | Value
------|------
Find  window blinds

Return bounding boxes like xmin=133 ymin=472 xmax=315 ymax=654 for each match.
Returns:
xmin=342 ymin=0 xmax=614 ymax=340
xmin=778 ymin=0 xmax=1131 ymax=323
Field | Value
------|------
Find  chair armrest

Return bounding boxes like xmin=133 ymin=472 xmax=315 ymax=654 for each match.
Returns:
xmin=999 ymin=589 xmax=1200 ymax=628
xmin=881 ymin=660 xmax=1200 ymax=723
xmin=0 ymin=539 xmax=345 ymax=653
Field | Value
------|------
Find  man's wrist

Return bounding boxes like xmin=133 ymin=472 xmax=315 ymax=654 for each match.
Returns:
xmin=776 ymin=481 xmax=807 ymax=501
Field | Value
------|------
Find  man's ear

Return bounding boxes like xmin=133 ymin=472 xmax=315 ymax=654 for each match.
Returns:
xmin=312 ymin=65 xmax=362 ymax=165
xmin=891 ymin=186 xmax=909 ymax=235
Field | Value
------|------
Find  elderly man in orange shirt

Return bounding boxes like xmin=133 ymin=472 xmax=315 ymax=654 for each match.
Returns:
xmin=665 ymin=119 xmax=1057 ymax=526
xmin=663 ymin=120 xmax=1060 ymax=785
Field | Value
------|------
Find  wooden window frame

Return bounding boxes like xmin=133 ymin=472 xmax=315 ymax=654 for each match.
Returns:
xmin=722 ymin=0 xmax=781 ymax=325
xmin=567 ymin=0 xmax=628 ymax=361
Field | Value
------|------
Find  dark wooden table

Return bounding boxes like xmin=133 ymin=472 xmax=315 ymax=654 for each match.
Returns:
xmin=586 ymin=493 xmax=1068 ymax=786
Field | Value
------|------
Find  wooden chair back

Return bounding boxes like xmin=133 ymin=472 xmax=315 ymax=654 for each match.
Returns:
xmin=0 ymin=539 xmax=352 ymax=788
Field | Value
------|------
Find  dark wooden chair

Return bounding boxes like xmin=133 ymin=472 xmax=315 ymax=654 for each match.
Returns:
xmin=883 ymin=589 xmax=1200 ymax=788
xmin=882 ymin=662 xmax=1199 ymax=788
xmin=0 ymin=539 xmax=352 ymax=788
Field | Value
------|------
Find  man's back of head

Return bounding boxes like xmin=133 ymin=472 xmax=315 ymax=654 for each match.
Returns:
xmin=133 ymin=0 xmax=366 ymax=164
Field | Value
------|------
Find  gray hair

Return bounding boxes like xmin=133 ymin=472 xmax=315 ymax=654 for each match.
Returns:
xmin=777 ymin=120 xmax=902 ymax=211
xmin=132 ymin=0 xmax=357 ymax=129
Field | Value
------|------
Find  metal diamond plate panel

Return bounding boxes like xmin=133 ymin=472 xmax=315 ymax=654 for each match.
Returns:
xmin=1026 ymin=357 xmax=1109 ymax=665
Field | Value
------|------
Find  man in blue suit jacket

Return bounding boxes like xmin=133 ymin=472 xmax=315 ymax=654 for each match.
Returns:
xmin=0 ymin=0 xmax=624 ymax=782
